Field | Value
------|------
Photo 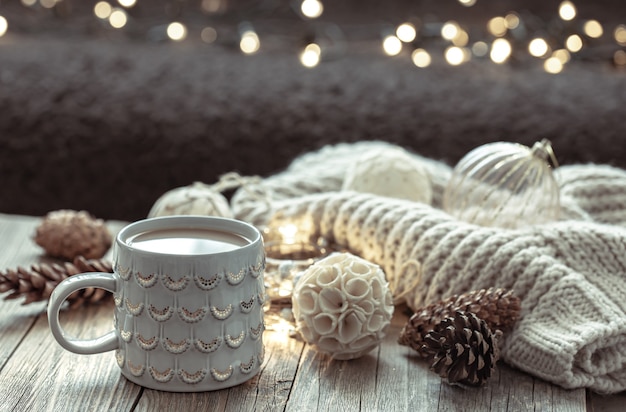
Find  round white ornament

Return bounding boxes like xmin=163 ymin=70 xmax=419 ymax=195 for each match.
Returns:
xmin=342 ymin=147 xmax=433 ymax=204
xmin=292 ymin=252 xmax=394 ymax=360
xmin=148 ymin=181 xmax=233 ymax=218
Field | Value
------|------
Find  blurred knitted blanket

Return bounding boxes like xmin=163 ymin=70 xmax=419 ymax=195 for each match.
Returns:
xmin=231 ymin=141 xmax=626 ymax=393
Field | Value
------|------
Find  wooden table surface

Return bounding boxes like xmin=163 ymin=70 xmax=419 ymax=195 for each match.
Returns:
xmin=0 ymin=213 xmax=624 ymax=411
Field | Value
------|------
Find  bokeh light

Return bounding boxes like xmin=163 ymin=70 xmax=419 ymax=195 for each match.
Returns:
xmin=167 ymin=22 xmax=187 ymax=41
xmin=411 ymin=48 xmax=431 ymax=68
xmin=487 ymin=17 xmax=507 ymax=37
xmin=240 ymin=29 xmax=260 ymax=54
xmin=458 ymin=0 xmax=477 ymax=7
xmin=490 ymin=38 xmax=512 ymax=63
xmin=559 ymin=1 xmax=577 ymax=21
xmin=528 ymin=38 xmax=549 ymax=57
xmin=544 ymin=56 xmax=564 ymax=73
xmin=301 ymin=0 xmax=323 ymax=19
xmin=584 ymin=20 xmax=603 ymax=38
xmin=472 ymin=41 xmax=489 ymax=57
xmin=0 ymin=16 xmax=7 ymax=38
xmin=396 ymin=23 xmax=416 ymax=43
xmin=94 ymin=1 xmax=112 ymax=19
xmin=615 ymin=25 xmax=626 ymax=46
xmin=565 ymin=34 xmax=583 ymax=52
xmin=201 ymin=27 xmax=217 ymax=43
xmin=382 ymin=35 xmax=402 ymax=56
xmin=441 ymin=21 xmax=460 ymax=41
xmin=300 ymin=43 xmax=321 ymax=68
xmin=118 ymin=0 xmax=136 ymax=7
xmin=109 ymin=8 xmax=128 ymax=29
xmin=614 ymin=50 xmax=626 ymax=66
xmin=445 ymin=46 xmax=468 ymax=65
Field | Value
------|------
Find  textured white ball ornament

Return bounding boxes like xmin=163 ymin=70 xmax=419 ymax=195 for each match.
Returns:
xmin=292 ymin=252 xmax=394 ymax=360
xmin=148 ymin=181 xmax=233 ymax=218
xmin=342 ymin=147 xmax=433 ymax=204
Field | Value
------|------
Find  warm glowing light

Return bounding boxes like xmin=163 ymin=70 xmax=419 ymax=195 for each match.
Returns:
xmin=300 ymin=43 xmax=321 ymax=68
xmin=490 ymin=38 xmax=512 ymax=63
xmin=565 ymin=34 xmax=583 ymax=52
xmin=109 ymin=9 xmax=128 ymax=29
xmin=117 ymin=0 xmax=136 ymax=7
xmin=472 ymin=41 xmax=489 ymax=57
xmin=453 ymin=30 xmax=469 ymax=47
xmin=301 ymin=0 xmax=323 ymax=19
xmin=584 ymin=20 xmax=603 ymax=38
xmin=458 ymin=0 xmax=477 ymax=6
xmin=382 ymin=35 xmax=402 ymax=56
xmin=396 ymin=23 xmax=416 ymax=43
xmin=487 ymin=17 xmax=507 ymax=37
xmin=201 ymin=27 xmax=217 ymax=43
xmin=167 ymin=22 xmax=187 ymax=41
xmin=40 ymin=0 xmax=56 ymax=9
xmin=441 ymin=21 xmax=460 ymax=41
xmin=411 ymin=48 xmax=431 ymax=68
xmin=615 ymin=25 xmax=626 ymax=46
xmin=553 ymin=49 xmax=571 ymax=64
xmin=0 ymin=16 xmax=7 ymax=38
xmin=21 ymin=0 xmax=37 ymax=6
xmin=614 ymin=50 xmax=626 ymax=66
xmin=278 ymin=224 xmax=298 ymax=244
xmin=240 ymin=30 xmax=260 ymax=54
xmin=445 ymin=46 xmax=466 ymax=66
xmin=94 ymin=1 xmax=112 ymax=19
xmin=504 ymin=13 xmax=520 ymax=30
xmin=544 ymin=56 xmax=564 ymax=73
xmin=559 ymin=1 xmax=577 ymax=21
xmin=528 ymin=38 xmax=549 ymax=57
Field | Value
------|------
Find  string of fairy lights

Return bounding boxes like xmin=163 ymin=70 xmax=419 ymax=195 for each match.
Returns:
xmin=0 ymin=0 xmax=625 ymax=73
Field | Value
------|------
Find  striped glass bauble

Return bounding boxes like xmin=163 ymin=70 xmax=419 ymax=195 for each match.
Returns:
xmin=443 ymin=139 xmax=560 ymax=229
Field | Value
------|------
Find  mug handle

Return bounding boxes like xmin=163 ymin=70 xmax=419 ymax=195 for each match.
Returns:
xmin=47 ymin=272 xmax=119 ymax=355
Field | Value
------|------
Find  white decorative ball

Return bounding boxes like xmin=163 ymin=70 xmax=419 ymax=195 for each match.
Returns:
xmin=148 ymin=182 xmax=233 ymax=218
xmin=292 ymin=252 xmax=394 ymax=360
xmin=342 ymin=147 xmax=433 ymax=204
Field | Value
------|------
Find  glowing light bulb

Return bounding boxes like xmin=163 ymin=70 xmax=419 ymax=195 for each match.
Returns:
xmin=300 ymin=43 xmax=321 ymax=68
xmin=458 ymin=0 xmax=476 ymax=7
xmin=167 ymin=22 xmax=187 ymax=41
xmin=559 ymin=1 xmax=577 ymax=21
xmin=487 ymin=16 xmax=507 ymax=37
xmin=109 ymin=8 xmax=127 ymax=29
xmin=445 ymin=46 xmax=467 ymax=66
xmin=584 ymin=20 xmax=603 ymax=38
xmin=441 ymin=21 xmax=460 ymax=41
xmin=490 ymin=38 xmax=512 ymax=63
xmin=411 ymin=48 xmax=431 ymax=68
xmin=396 ymin=23 xmax=416 ymax=43
xmin=0 ymin=16 xmax=7 ymax=38
xmin=301 ymin=0 xmax=323 ymax=19
xmin=117 ymin=0 xmax=136 ymax=7
xmin=528 ymin=38 xmax=549 ymax=57
xmin=382 ymin=35 xmax=402 ymax=56
xmin=565 ymin=34 xmax=583 ymax=52
xmin=94 ymin=1 xmax=112 ymax=19
xmin=472 ymin=41 xmax=489 ymax=57
xmin=544 ymin=57 xmax=563 ymax=74
xmin=240 ymin=30 xmax=260 ymax=54
xmin=615 ymin=25 xmax=626 ymax=46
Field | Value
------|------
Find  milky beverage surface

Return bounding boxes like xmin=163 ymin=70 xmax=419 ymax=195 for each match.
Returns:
xmin=126 ymin=228 xmax=250 ymax=255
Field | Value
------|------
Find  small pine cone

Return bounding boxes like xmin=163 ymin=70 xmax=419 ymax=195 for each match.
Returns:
xmin=422 ymin=311 xmax=501 ymax=386
xmin=398 ymin=287 xmax=520 ymax=355
xmin=34 ymin=210 xmax=112 ymax=260
xmin=0 ymin=256 xmax=113 ymax=307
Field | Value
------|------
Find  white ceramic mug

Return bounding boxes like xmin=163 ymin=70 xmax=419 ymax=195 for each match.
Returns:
xmin=47 ymin=216 xmax=266 ymax=392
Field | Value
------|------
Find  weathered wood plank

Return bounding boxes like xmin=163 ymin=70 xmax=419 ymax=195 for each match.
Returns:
xmin=588 ymin=390 xmax=626 ymax=411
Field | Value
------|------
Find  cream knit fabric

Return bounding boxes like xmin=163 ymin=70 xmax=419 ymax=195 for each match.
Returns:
xmin=231 ymin=141 xmax=626 ymax=393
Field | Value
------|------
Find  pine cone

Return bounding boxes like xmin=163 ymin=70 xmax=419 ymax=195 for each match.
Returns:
xmin=398 ymin=288 xmax=520 ymax=355
xmin=34 ymin=209 xmax=112 ymax=260
xmin=0 ymin=256 xmax=113 ymax=307
xmin=421 ymin=311 xmax=501 ymax=386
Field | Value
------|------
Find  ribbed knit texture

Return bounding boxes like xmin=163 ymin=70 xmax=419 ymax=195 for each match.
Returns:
xmin=231 ymin=141 xmax=626 ymax=393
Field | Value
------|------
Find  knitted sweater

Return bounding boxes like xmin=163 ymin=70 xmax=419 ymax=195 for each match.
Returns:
xmin=231 ymin=141 xmax=626 ymax=393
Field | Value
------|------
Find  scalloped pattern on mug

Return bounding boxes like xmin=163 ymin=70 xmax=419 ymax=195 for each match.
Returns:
xmin=135 ymin=271 xmax=158 ymax=288
xmin=136 ymin=334 xmax=159 ymax=351
xmin=239 ymin=356 xmax=256 ymax=374
xmin=115 ymin=349 xmax=125 ymax=368
xmin=178 ymin=306 xmax=208 ymax=323
xmin=161 ymin=274 xmax=189 ymax=292
xmin=251 ymin=258 xmax=265 ymax=277
xmin=194 ymin=337 xmax=222 ymax=353
xmin=113 ymin=295 xmax=123 ymax=307
xmin=225 ymin=331 xmax=246 ymax=348
xmin=162 ymin=338 xmax=190 ymax=354
xmin=127 ymin=360 xmax=145 ymax=377
xmin=148 ymin=304 xmax=174 ymax=322
xmin=116 ymin=264 xmax=132 ymax=281
xmin=179 ymin=369 xmax=207 ymax=385
xmin=193 ymin=273 xmax=222 ymax=290
xmin=210 ymin=365 xmax=233 ymax=382
xmin=210 ymin=304 xmax=233 ymax=320
xmin=225 ymin=268 xmax=247 ymax=285
xmin=240 ymin=296 xmax=255 ymax=313
xmin=149 ymin=366 xmax=175 ymax=383
xmin=250 ymin=321 xmax=264 ymax=340
xmin=120 ymin=329 xmax=133 ymax=343
xmin=125 ymin=299 xmax=144 ymax=316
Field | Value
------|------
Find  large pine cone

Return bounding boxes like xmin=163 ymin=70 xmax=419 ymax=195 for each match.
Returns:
xmin=34 ymin=210 xmax=112 ymax=260
xmin=398 ymin=287 xmax=520 ymax=355
xmin=422 ymin=311 xmax=501 ymax=386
